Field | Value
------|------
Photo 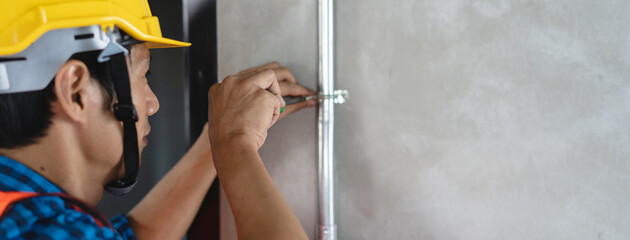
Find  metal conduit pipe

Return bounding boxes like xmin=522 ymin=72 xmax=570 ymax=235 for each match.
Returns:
xmin=318 ymin=0 xmax=337 ymax=239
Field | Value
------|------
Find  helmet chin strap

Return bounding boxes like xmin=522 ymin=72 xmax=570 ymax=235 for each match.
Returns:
xmin=98 ymin=29 xmax=140 ymax=196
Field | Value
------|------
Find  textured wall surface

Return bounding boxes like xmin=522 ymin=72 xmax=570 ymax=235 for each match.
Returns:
xmin=217 ymin=0 xmax=319 ymax=238
xmin=219 ymin=1 xmax=630 ymax=239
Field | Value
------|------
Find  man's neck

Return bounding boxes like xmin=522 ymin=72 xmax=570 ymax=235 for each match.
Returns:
xmin=0 ymin=122 xmax=109 ymax=205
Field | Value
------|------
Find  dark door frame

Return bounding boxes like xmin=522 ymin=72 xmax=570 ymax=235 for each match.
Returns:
xmin=184 ymin=0 xmax=220 ymax=239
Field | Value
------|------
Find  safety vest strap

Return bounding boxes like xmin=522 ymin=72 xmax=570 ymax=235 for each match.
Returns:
xmin=0 ymin=191 xmax=112 ymax=228
xmin=0 ymin=191 xmax=38 ymax=217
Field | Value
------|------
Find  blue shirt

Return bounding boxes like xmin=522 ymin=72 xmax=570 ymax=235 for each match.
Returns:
xmin=0 ymin=156 xmax=136 ymax=239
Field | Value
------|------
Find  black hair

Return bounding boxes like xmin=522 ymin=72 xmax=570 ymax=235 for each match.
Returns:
xmin=0 ymin=50 xmax=115 ymax=149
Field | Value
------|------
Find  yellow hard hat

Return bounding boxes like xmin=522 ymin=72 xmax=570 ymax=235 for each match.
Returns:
xmin=0 ymin=0 xmax=190 ymax=56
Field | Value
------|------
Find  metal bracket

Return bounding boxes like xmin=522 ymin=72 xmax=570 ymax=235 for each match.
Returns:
xmin=318 ymin=90 xmax=349 ymax=104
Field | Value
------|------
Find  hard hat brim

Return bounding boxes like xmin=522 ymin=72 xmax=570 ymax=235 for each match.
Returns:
xmin=1 ymin=10 xmax=191 ymax=55
xmin=142 ymin=35 xmax=191 ymax=49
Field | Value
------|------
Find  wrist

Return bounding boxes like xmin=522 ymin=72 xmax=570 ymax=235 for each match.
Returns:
xmin=211 ymin=134 xmax=258 ymax=163
xmin=211 ymin=128 xmax=260 ymax=151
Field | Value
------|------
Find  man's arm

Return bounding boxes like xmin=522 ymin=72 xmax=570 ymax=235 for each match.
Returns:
xmin=126 ymin=124 xmax=216 ymax=240
xmin=213 ymin=137 xmax=307 ymax=239
xmin=125 ymin=62 xmax=312 ymax=239
xmin=208 ymin=66 xmax=309 ymax=239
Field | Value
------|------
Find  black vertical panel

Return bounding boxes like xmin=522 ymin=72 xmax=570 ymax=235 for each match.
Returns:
xmin=187 ymin=1 xmax=217 ymax=136
xmin=185 ymin=0 xmax=220 ymax=239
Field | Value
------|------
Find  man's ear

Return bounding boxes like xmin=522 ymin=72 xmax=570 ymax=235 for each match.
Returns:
xmin=53 ymin=60 xmax=93 ymax=122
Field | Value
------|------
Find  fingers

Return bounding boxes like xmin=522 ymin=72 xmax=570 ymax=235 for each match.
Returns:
xmin=270 ymin=103 xmax=281 ymax=127
xmin=225 ymin=69 xmax=286 ymax=107
xmin=229 ymin=62 xmax=316 ymax=122
xmin=279 ymin=81 xmax=316 ymax=97
xmin=264 ymin=88 xmax=284 ymax=127
xmin=244 ymin=69 xmax=279 ymax=94
xmin=272 ymin=67 xmax=297 ymax=83
xmin=279 ymin=100 xmax=317 ymax=120
xmin=238 ymin=62 xmax=281 ymax=74
xmin=266 ymin=71 xmax=283 ymax=101
xmin=242 ymin=70 xmax=284 ymax=128
xmin=276 ymin=75 xmax=317 ymax=120
xmin=251 ymin=70 xmax=284 ymax=112
xmin=207 ymin=73 xmax=285 ymax=149
xmin=236 ymin=67 xmax=296 ymax=86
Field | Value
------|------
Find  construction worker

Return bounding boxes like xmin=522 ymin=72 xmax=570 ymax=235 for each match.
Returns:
xmin=0 ymin=0 xmax=313 ymax=239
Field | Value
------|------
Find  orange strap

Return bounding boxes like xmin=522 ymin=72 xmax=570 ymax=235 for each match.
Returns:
xmin=0 ymin=191 xmax=112 ymax=228
xmin=0 ymin=191 xmax=38 ymax=215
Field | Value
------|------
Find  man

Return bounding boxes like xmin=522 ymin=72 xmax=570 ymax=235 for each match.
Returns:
xmin=0 ymin=0 xmax=313 ymax=239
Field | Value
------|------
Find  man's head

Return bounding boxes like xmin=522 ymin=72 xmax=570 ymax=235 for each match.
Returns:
xmin=0 ymin=44 xmax=156 ymax=184
xmin=53 ymin=44 xmax=156 ymax=183
xmin=0 ymin=0 xmax=189 ymax=197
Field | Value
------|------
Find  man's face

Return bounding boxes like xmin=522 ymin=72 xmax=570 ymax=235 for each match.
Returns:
xmin=90 ymin=44 xmax=158 ymax=181
xmin=127 ymin=44 xmax=158 ymax=153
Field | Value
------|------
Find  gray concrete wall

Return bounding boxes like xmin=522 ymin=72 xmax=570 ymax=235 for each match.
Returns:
xmin=218 ymin=1 xmax=630 ymax=239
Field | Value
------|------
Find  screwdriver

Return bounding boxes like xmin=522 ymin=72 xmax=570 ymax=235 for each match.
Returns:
xmin=280 ymin=95 xmax=319 ymax=113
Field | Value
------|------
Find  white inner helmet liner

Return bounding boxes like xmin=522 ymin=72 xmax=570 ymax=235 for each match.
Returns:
xmin=0 ymin=25 xmax=123 ymax=94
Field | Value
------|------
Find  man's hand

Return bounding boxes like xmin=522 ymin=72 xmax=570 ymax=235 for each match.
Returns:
xmin=237 ymin=62 xmax=317 ymax=119
xmin=208 ymin=68 xmax=284 ymax=150
xmin=209 ymin=62 xmax=316 ymax=151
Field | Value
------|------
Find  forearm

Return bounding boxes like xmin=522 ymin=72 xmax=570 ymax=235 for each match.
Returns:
xmin=214 ymin=139 xmax=307 ymax=240
xmin=206 ymin=64 xmax=310 ymax=239
xmin=127 ymin=140 xmax=216 ymax=240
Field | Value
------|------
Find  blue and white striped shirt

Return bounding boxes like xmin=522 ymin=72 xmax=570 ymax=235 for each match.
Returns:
xmin=0 ymin=155 xmax=136 ymax=239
